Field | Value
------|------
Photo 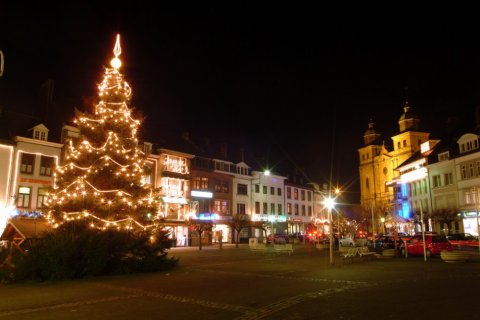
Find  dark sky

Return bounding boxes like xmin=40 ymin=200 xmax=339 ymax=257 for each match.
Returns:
xmin=2 ymin=3 xmax=480 ymax=203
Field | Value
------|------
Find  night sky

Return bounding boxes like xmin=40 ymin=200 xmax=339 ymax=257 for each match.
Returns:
xmin=2 ymin=3 xmax=480 ymax=203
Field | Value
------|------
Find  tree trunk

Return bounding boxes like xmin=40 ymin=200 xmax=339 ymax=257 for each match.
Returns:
xmin=198 ymin=230 xmax=203 ymax=251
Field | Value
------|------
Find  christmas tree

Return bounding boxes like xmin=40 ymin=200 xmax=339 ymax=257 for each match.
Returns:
xmin=47 ymin=35 xmax=159 ymax=229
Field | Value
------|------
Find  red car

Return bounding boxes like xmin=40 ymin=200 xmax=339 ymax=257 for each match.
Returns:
xmin=446 ymin=233 xmax=480 ymax=249
xmin=401 ymin=234 xmax=453 ymax=258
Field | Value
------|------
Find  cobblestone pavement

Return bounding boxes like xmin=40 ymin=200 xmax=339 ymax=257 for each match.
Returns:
xmin=1 ymin=244 xmax=479 ymax=320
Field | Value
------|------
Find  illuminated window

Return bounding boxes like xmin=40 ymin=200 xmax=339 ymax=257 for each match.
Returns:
xmin=438 ymin=152 xmax=449 ymax=161
xmin=287 ymin=203 xmax=292 ymax=215
xmin=34 ymin=129 xmax=47 ymax=141
xmin=142 ymin=142 xmax=152 ymax=154
xmin=20 ymin=153 xmax=35 ymax=174
xmin=201 ymin=177 xmax=208 ymax=189
xmin=37 ymin=188 xmax=48 ymax=208
xmin=237 ymin=184 xmax=248 ymax=195
xmin=142 ymin=161 xmax=154 ymax=185
xmin=17 ymin=186 xmax=31 ymax=208
xmin=192 ymin=177 xmax=201 ymax=189
xmin=432 ymin=175 xmax=441 ymax=188
xmin=161 ymin=177 xmax=186 ymax=197
xmin=40 ymin=156 xmax=54 ymax=176
xmin=301 ymin=190 xmax=305 ymax=201
xmin=193 ymin=177 xmax=209 ymax=190
xmin=294 ymin=188 xmax=298 ymax=200
xmin=214 ymin=200 xmax=229 ymax=214
xmin=287 ymin=187 xmax=291 ymax=199
xmin=294 ymin=204 xmax=299 ymax=215
xmin=163 ymin=155 xmax=189 ymax=174
xmin=214 ymin=179 xmax=220 ymax=192
xmin=237 ymin=203 xmax=246 ymax=215
xmin=222 ymin=181 xmax=229 ymax=193
xmin=444 ymin=173 xmax=453 ymax=185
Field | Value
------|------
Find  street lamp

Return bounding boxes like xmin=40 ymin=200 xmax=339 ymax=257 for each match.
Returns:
xmin=473 ymin=187 xmax=480 ymax=255
xmin=324 ymin=196 xmax=336 ymax=265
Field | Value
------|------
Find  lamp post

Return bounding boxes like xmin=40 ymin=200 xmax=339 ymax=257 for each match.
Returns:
xmin=250 ymin=170 xmax=271 ymax=243
xmin=474 ymin=187 xmax=480 ymax=255
xmin=420 ymin=201 xmax=427 ymax=262
xmin=371 ymin=205 xmax=376 ymax=248
xmin=324 ymin=197 xmax=336 ymax=265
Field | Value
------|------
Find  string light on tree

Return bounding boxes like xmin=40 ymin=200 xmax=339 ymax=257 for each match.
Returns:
xmin=46 ymin=34 xmax=160 ymax=228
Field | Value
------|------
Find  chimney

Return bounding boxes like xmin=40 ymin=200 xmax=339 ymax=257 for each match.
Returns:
xmin=220 ymin=143 xmax=228 ymax=159
xmin=475 ymin=106 xmax=480 ymax=128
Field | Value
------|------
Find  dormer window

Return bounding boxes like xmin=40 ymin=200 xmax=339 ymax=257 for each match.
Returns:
xmin=458 ymin=134 xmax=480 ymax=154
xmin=438 ymin=152 xmax=450 ymax=162
xmin=34 ymin=129 xmax=47 ymax=141
xmin=142 ymin=142 xmax=152 ymax=154
xmin=31 ymin=124 xmax=49 ymax=141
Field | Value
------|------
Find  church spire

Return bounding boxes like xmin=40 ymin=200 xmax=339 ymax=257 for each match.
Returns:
xmin=398 ymin=100 xmax=420 ymax=132
xmin=363 ymin=118 xmax=382 ymax=145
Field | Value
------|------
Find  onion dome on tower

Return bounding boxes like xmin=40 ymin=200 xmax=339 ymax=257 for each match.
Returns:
xmin=398 ymin=101 xmax=420 ymax=132
xmin=363 ymin=118 xmax=382 ymax=146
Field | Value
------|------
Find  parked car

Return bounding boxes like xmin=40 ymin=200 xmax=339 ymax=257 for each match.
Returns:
xmin=400 ymin=234 xmax=453 ymax=258
xmin=370 ymin=235 xmax=404 ymax=250
xmin=267 ymin=233 xmax=289 ymax=244
xmin=339 ymin=237 xmax=355 ymax=247
xmin=446 ymin=233 xmax=479 ymax=250
xmin=339 ymin=235 xmax=368 ymax=247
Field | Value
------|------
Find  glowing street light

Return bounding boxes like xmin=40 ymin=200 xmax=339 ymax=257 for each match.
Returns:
xmin=380 ymin=217 xmax=385 ymax=234
xmin=324 ymin=197 xmax=336 ymax=265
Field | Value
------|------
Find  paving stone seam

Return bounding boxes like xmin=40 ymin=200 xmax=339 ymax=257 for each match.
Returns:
xmin=187 ymin=267 xmax=369 ymax=285
xmin=94 ymin=283 xmax=254 ymax=313
xmin=0 ymin=294 xmax=140 ymax=317
xmin=233 ymin=284 xmax=370 ymax=320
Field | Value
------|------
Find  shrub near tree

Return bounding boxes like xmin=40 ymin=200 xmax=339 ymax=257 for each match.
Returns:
xmin=1 ymin=221 xmax=177 ymax=282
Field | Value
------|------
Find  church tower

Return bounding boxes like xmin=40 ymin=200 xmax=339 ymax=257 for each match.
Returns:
xmin=358 ymin=102 xmax=430 ymax=218
xmin=390 ymin=101 xmax=430 ymax=178
xmin=358 ymin=119 xmax=386 ymax=211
